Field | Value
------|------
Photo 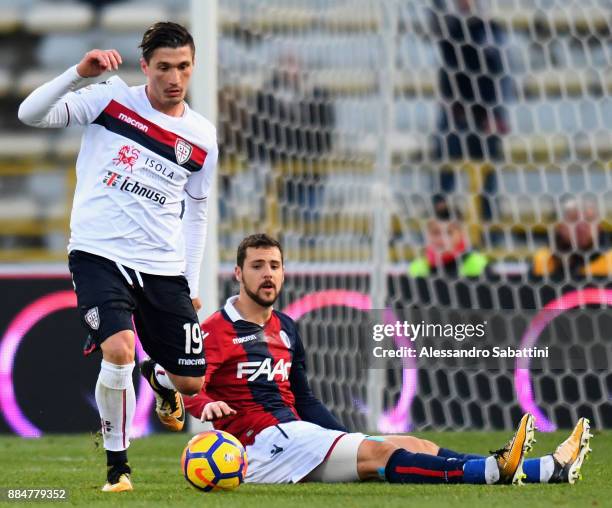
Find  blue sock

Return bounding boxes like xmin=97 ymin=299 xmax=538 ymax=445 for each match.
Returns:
xmin=523 ymin=456 xmax=555 ymax=483
xmin=462 ymin=458 xmax=490 ymax=484
xmin=385 ymin=449 xmax=471 ymax=484
xmin=438 ymin=447 xmax=485 ymax=461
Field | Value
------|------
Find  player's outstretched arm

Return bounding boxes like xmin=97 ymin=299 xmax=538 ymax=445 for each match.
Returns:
xmin=184 ymin=391 xmax=236 ymax=422
xmin=17 ymin=49 xmax=122 ymax=128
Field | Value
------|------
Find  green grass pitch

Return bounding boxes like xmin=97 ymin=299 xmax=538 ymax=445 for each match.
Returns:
xmin=0 ymin=430 xmax=610 ymax=507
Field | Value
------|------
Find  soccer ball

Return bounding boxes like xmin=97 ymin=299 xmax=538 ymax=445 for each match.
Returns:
xmin=181 ymin=430 xmax=248 ymax=492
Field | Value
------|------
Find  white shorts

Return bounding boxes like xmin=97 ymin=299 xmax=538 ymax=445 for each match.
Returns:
xmin=244 ymin=421 xmax=366 ymax=484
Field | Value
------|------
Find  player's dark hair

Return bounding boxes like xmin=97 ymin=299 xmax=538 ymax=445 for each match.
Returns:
xmin=237 ymin=234 xmax=284 ymax=268
xmin=139 ymin=21 xmax=195 ymax=63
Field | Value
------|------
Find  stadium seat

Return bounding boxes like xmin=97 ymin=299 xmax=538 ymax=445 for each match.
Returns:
xmin=0 ymin=67 xmax=11 ymax=96
xmin=37 ymin=33 xmax=95 ymax=69
xmin=100 ymin=2 xmax=168 ymax=32
xmin=0 ymin=3 xmax=21 ymax=33
xmin=489 ymin=5 xmax=610 ymax=32
xmin=115 ymin=69 xmax=146 ymax=86
xmin=23 ymin=2 xmax=94 ymax=33
xmin=98 ymin=33 xmax=144 ymax=66
xmin=523 ymin=70 xmax=608 ymax=99
xmin=503 ymin=133 xmax=612 ymax=163
xmin=220 ymin=5 xmax=316 ymax=32
xmin=0 ymin=196 xmax=38 ymax=221
xmin=322 ymin=1 xmax=381 ymax=30
xmin=17 ymin=69 xmax=62 ymax=97
xmin=0 ymin=133 xmax=48 ymax=158
xmin=54 ymin=130 xmax=84 ymax=159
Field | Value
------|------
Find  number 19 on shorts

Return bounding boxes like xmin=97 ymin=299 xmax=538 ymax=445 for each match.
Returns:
xmin=183 ymin=323 xmax=203 ymax=354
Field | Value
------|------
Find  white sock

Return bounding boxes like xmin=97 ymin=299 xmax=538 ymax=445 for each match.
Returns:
xmin=154 ymin=363 xmax=176 ymax=390
xmin=96 ymin=360 xmax=135 ymax=452
xmin=539 ymin=455 xmax=556 ymax=483
xmin=484 ymin=456 xmax=500 ymax=484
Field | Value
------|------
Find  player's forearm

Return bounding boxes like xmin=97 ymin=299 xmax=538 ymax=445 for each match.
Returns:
xmin=183 ymin=391 xmax=215 ymax=419
xmin=290 ymin=361 xmax=348 ymax=431
xmin=18 ymin=65 xmax=88 ymax=128
xmin=183 ymin=195 xmax=208 ymax=299
xmin=295 ymin=400 xmax=347 ymax=432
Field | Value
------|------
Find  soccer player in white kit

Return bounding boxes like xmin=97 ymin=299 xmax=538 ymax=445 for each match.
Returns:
xmin=18 ymin=22 xmax=217 ymax=492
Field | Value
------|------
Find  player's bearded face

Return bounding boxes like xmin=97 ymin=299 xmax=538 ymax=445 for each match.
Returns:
xmin=239 ymin=248 xmax=284 ymax=307
xmin=141 ymin=45 xmax=194 ymax=110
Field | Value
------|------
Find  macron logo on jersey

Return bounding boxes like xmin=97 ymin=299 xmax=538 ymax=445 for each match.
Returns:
xmin=178 ymin=358 xmax=206 ymax=366
xmin=237 ymin=358 xmax=291 ymax=382
xmin=118 ymin=112 xmax=149 ymax=133
xmin=232 ymin=334 xmax=259 ymax=345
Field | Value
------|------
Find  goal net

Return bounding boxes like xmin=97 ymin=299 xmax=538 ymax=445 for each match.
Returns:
xmin=214 ymin=0 xmax=612 ymax=432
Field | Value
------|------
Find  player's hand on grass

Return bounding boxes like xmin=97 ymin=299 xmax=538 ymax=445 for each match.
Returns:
xmin=201 ymin=401 xmax=237 ymax=422
xmin=76 ymin=49 xmax=122 ymax=78
xmin=192 ymin=297 xmax=202 ymax=312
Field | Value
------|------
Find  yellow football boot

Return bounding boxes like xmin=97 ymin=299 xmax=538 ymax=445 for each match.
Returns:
xmin=102 ymin=465 xmax=133 ymax=493
xmin=140 ymin=359 xmax=185 ymax=432
xmin=550 ymin=417 xmax=593 ymax=484
xmin=492 ymin=413 xmax=536 ymax=485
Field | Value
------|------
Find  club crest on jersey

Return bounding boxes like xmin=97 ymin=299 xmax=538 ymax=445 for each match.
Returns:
xmin=280 ymin=330 xmax=291 ymax=349
xmin=85 ymin=307 xmax=100 ymax=330
xmin=174 ymin=138 xmax=192 ymax=165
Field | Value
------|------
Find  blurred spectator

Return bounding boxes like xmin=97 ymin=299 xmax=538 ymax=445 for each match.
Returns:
xmin=532 ymin=196 xmax=612 ymax=278
xmin=429 ymin=0 xmax=514 ymax=220
xmin=409 ymin=194 xmax=488 ymax=277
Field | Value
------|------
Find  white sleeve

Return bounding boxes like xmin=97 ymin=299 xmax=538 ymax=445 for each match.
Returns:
xmin=182 ymin=141 xmax=218 ymax=298
xmin=184 ymin=135 xmax=218 ymax=200
xmin=183 ymin=196 xmax=209 ymax=298
xmin=18 ymin=65 xmax=113 ymax=128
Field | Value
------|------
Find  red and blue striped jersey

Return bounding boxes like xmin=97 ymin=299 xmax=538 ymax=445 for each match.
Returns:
xmin=184 ymin=296 xmax=346 ymax=446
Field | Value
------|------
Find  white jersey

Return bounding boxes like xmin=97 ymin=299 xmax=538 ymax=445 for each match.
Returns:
xmin=63 ymin=76 xmax=217 ymax=276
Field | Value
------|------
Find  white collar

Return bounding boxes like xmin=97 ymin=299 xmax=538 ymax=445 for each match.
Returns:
xmin=224 ymin=295 xmax=243 ymax=323
xmin=223 ymin=295 xmax=274 ymax=325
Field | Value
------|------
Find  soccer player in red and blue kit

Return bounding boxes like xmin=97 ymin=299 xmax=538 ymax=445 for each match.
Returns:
xmin=155 ymin=234 xmax=592 ymax=485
